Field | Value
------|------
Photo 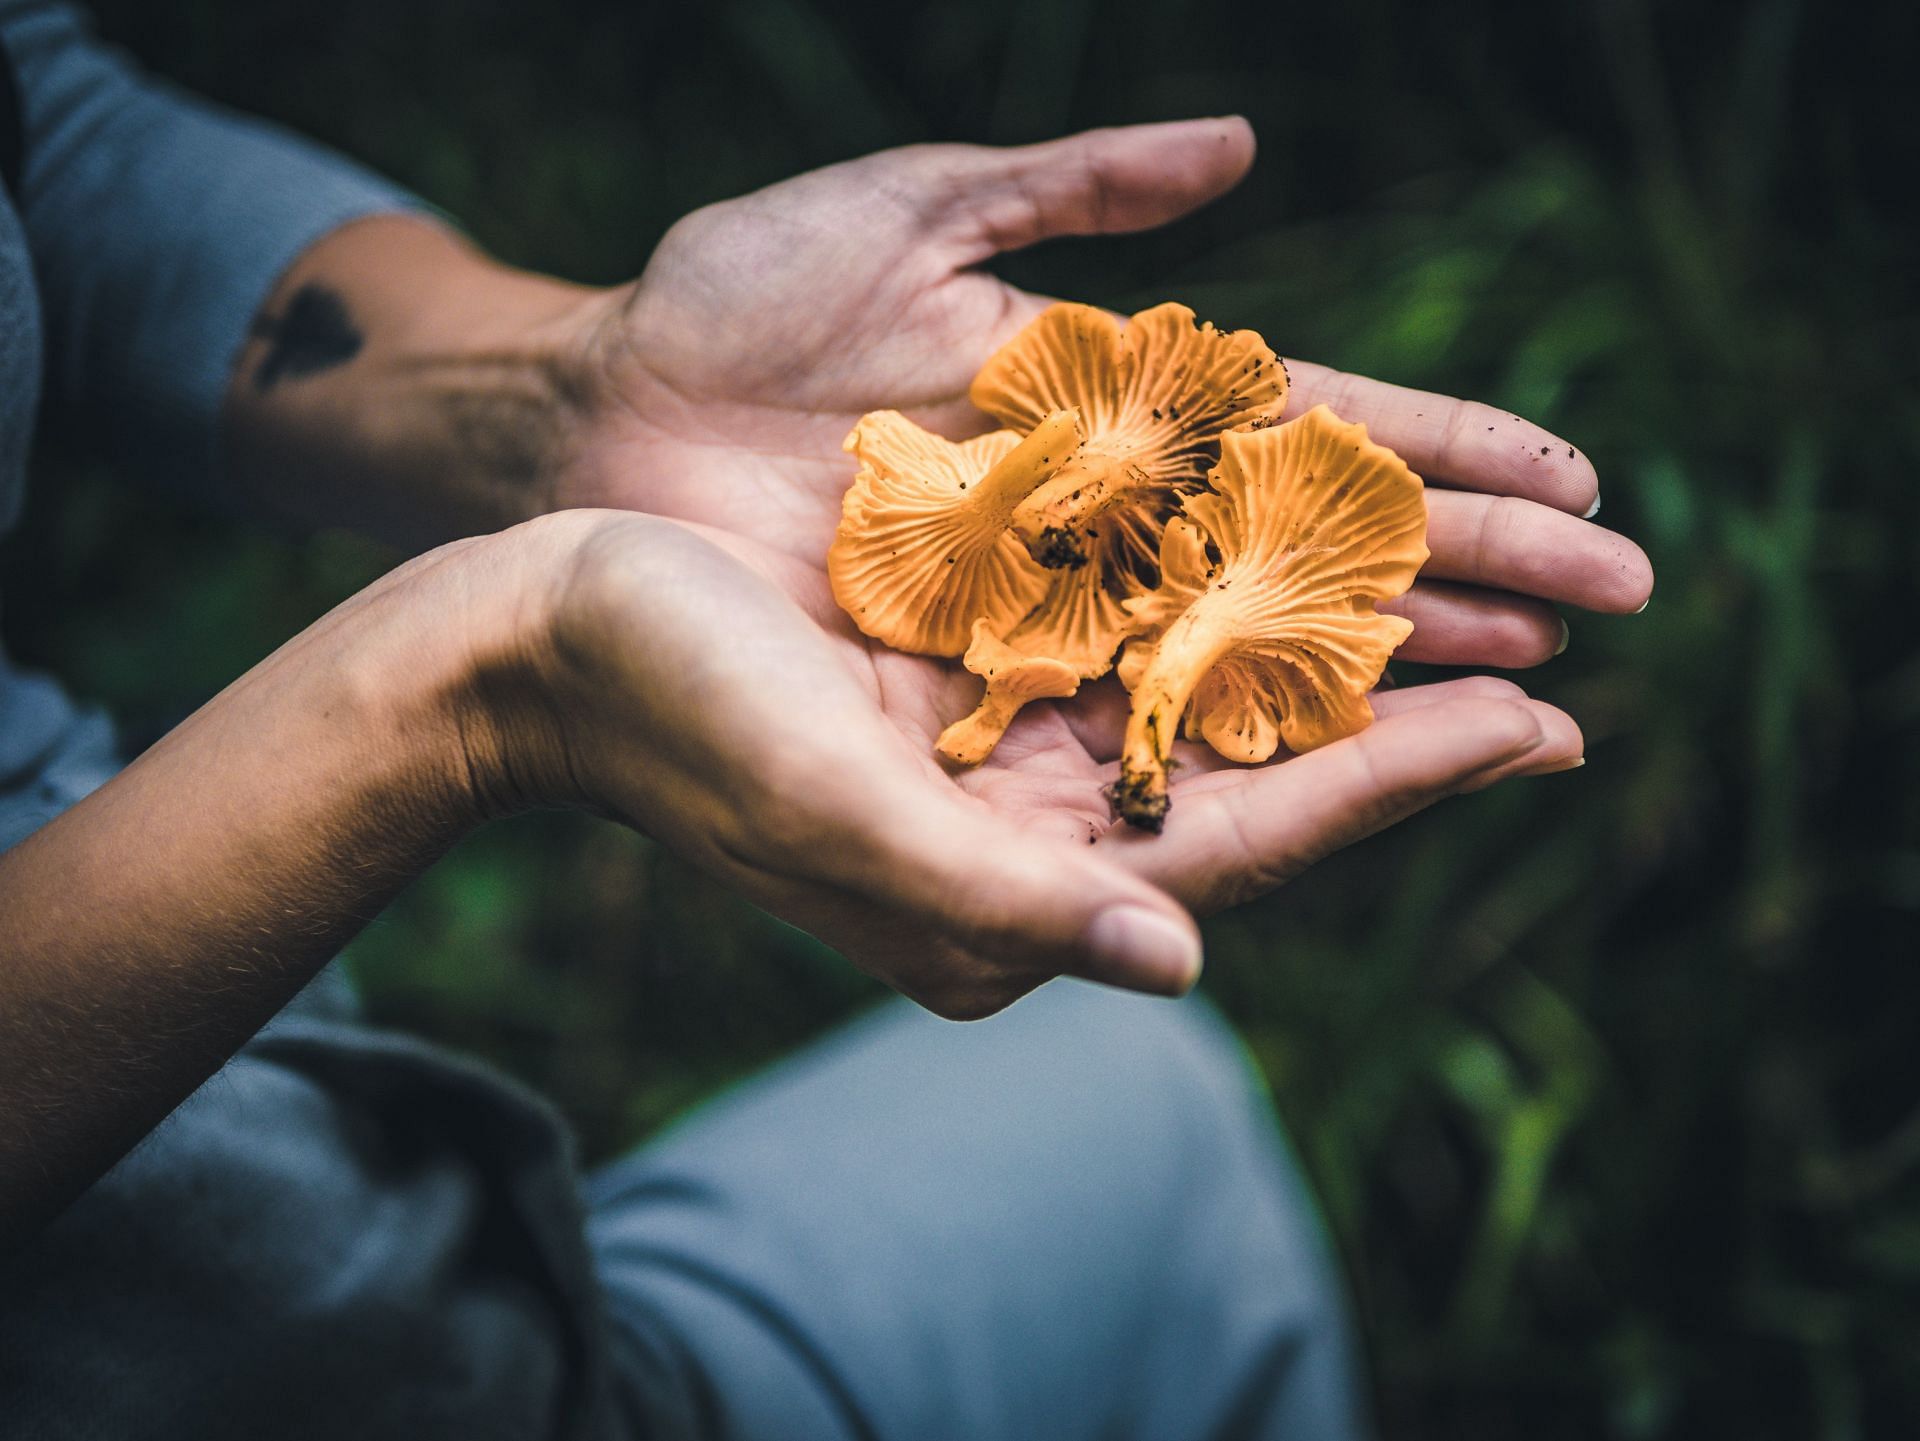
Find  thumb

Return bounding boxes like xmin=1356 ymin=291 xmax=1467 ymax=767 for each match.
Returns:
xmin=922 ymin=117 xmax=1256 ymax=263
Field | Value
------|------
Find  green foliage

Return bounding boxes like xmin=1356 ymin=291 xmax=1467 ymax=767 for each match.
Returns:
xmin=5 ymin=0 xmax=1917 ymax=1434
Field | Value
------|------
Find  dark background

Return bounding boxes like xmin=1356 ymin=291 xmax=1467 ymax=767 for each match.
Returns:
xmin=6 ymin=1 xmax=1919 ymax=1435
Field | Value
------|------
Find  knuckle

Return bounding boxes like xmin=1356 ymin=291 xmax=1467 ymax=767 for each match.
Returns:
xmin=653 ymin=200 xmax=736 ymax=261
xmin=1346 ymin=724 xmax=1451 ymax=828
xmin=1438 ymin=396 xmax=1491 ymax=467
xmin=546 ymin=536 xmax=636 ymax=669
xmin=1474 ymin=495 xmax=1535 ymax=581
xmin=1349 ymin=733 xmax=1402 ymax=807
xmin=1076 ymin=146 xmax=1115 ymax=231
xmin=883 ymin=144 xmax=992 ymax=224
xmin=1485 ymin=605 xmax=1562 ymax=665
xmin=932 ymin=989 xmax=1010 ymax=1023
xmin=1481 ymin=697 xmax=1548 ymax=754
xmin=917 ymin=968 xmax=1028 ymax=1023
xmin=891 ymin=140 xmax=973 ymax=175
xmin=1482 ymin=491 xmax=1527 ymax=542
xmin=1314 ymin=367 xmax=1366 ymax=420
xmin=1214 ymin=792 xmax=1298 ymax=900
xmin=1452 ymin=674 xmax=1530 ymax=703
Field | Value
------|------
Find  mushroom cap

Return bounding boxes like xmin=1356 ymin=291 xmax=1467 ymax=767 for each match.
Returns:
xmin=1121 ymin=404 xmax=1429 ymax=760
xmin=969 ymin=301 xmax=1290 ymax=495
xmin=828 ymin=409 xmax=1079 ymax=656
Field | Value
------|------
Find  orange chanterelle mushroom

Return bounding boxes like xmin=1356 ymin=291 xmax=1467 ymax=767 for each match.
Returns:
xmin=1109 ymin=405 xmax=1429 ymax=833
xmin=929 ymin=303 xmax=1290 ymax=761
xmin=972 ymin=302 xmax=1289 ymax=572
xmin=828 ymin=408 xmax=1083 ymax=656
xmin=826 ymin=307 xmax=1422 ymax=798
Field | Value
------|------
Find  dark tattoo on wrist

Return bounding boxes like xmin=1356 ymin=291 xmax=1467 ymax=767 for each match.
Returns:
xmin=250 ymin=285 xmax=364 ymax=391
xmin=410 ymin=351 xmax=597 ymax=508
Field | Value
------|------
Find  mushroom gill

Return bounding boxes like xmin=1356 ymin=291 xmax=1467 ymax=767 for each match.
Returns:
xmin=1111 ymin=405 xmax=1429 ymax=832
xmin=828 ymin=408 xmax=1082 ymax=656
xmin=969 ymin=302 xmax=1289 ymax=570
xmin=934 ymin=480 xmax=1165 ymax=765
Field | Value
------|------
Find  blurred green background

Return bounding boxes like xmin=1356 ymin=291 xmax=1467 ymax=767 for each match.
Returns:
xmin=6 ymin=0 xmax=1919 ymax=1435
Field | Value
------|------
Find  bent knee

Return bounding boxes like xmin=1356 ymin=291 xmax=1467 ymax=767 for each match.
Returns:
xmin=1015 ymin=979 xmax=1267 ymax=1121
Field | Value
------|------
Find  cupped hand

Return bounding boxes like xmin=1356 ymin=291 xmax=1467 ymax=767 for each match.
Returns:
xmin=561 ymin=117 xmax=1655 ymax=664
xmin=515 ymin=509 xmax=1583 ymax=1019
xmin=526 ymin=120 xmax=1655 ymax=1012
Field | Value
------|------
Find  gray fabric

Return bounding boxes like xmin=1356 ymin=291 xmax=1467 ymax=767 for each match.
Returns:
xmin=0 ymin=966 xmax=623 ymax=1440
xmin=0 ymin=29 xmax=22 ymax=194
xmin=588 ymin=981 xmax=1366 ymax=1441
xmin=0 ymin=36 xmax=38 ymax=537
xmin=0 ymin=0 xmax=419 ymax=500
xmin=0 ymin=658 xmax=114 ymax=850
xmin=2 ymin=974 xmax=1364 ymax=1441
xmin=0 ymin=0 xmax=417 ymax=839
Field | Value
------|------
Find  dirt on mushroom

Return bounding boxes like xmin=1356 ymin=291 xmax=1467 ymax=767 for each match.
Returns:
xmin=972 ymin=302 xmax=1290 ymax=572
xmin=828 ymin=307 xmax=1429 ymax=834
xmin=828 ymin=408 xmax=1082 ymax=656
xmin=1112 ymin=406 xmax=1429 ymax=830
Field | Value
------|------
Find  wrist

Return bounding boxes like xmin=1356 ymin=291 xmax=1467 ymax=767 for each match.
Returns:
xmin=393 ymin=510 xmax=623 ymax=825
xmin=227 ymin=215 xmax=626 ymax=544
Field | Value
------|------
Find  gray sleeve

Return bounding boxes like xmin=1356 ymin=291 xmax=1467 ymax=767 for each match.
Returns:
xmin=0 ymin=2 xmax=427 ymax=493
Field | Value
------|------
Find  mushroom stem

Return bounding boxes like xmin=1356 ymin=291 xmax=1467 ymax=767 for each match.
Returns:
xmin=966 ymin=409 xmax=1083 ymax=524
xmin=1009 ymin=450 xmax=1146 ymax=568
xmin=1114 ymin=607 xmax=1239 ymax=832
xmin=935 ymin=684 xmax=1027 ymax=767
xmin=937 ymin=621 xmax=1083 ymax=767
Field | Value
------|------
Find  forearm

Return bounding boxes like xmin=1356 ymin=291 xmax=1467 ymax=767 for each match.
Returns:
xmin=224 ymin=215 xmax=622 ymax=548
xmin=0 ymin=530 xmax=554 ymax=1244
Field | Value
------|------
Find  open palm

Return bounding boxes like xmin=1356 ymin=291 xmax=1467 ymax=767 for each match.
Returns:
xmin=545 ymin=120 xmax=1654 ymax=1009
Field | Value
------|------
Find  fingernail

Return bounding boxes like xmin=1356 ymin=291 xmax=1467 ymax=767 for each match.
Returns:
xmin=1583 ymin=495 xmax=1603 ymax=520
xmin=1634 ymin=597 xmax=1650 ymax=614
xmin=1531 ymin=755 xmax=1585 ymax=775
xmin=1085 ymin=907 xmax=1203 ymax=995
xmin=1554 ymin=619 xmax=1570 ymax=656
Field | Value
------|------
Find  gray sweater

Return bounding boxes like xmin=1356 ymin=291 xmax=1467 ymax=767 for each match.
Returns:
xmin=0 ymin=0 xmax=411 ymax=848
